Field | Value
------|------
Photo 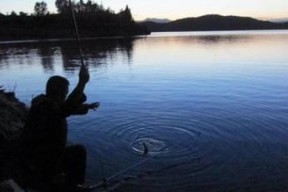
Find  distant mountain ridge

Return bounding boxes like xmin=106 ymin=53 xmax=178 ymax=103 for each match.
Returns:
xmin=270 ymin=18 xmax=288 ymax=23
xmin=141 ymin=18 xmax=171 ymax=23
xmin=139 ymin=14 xmax=288 ymax=32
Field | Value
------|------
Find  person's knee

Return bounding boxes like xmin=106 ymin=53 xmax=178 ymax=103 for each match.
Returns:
xmin=67 ymin=144 xmax=86 ymax=159
xmin=76 ymin=145 xmax=86 ymax=158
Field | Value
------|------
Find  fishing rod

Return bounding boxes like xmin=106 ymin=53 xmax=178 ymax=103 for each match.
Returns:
xmin=69 ymin=1 xmax=108 ymax=187
xmin=68 ymin=0 xmax=103 ymax=186
xmin=69 ymin=0 xmax=85 ymax=67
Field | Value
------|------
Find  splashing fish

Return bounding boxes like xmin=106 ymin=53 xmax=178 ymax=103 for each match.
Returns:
xmin=143 ymin=142 xmax=148 ymax=156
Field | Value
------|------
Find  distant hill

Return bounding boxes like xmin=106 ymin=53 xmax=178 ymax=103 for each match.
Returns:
xmin=270 ymin=18 xmax=288 ymax=23
xmin=141 ymin=18 xmax=171 ymax=23
xmin=139 ymin=14 xmax=288 ymax=32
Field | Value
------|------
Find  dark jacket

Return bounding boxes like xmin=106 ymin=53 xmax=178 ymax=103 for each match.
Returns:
xmin=21 ymin=93 xmax=88 ymax=176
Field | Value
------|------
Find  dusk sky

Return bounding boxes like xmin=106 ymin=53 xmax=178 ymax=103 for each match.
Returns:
xmin=1 ymin=0 xmax=287 ymax=21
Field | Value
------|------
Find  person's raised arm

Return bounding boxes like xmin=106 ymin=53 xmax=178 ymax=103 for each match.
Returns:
xmin=65 ymin=65 xmax=89 ymax=105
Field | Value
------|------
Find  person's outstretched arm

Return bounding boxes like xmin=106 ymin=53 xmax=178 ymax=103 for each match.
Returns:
xmin=64 ymin=65 xmax=100 ymax=115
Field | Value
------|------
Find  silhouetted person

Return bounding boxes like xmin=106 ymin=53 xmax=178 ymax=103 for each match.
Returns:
xmin=19 ymin=65 xmax=99 ymax=192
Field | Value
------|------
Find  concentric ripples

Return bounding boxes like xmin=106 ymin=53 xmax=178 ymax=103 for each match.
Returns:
xmin=71 ymin=92 xmax=288 ymax=191
xmin=70 ymin=81 xmax=288 ymax=192
xmin=78 ymin=107 xmax=248 ymax=189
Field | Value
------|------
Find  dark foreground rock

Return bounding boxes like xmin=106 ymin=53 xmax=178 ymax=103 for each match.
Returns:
xmin=0 ymin=88 xmax=27 ymax=142
xmin=0 ymin=87 xmax=27 ymax=184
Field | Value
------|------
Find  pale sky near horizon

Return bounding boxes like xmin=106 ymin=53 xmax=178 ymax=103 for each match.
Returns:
xmin=0 ymin=0 xmax=287 ymax=21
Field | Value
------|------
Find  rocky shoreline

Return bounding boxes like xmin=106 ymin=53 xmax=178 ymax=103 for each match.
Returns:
xmin=0 ymin=87 xmax=27 ymax=142
xmin=0 ymin=87 xmax=27 ymax=191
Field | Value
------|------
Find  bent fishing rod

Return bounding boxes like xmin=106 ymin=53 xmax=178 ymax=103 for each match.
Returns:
xmin=68 ymin=1 xmax=110 ymax=188
xmin=69 ymin=0 xmax=85 ymax=67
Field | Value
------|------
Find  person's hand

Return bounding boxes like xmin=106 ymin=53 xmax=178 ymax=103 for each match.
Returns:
xmin=88 ymin=102 xmax=100 ymax=110
xmin=79 ymin=65 xmax=90 ymax=84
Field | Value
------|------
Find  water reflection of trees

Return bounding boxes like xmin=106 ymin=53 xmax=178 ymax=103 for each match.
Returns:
xmin=0 ymin=37 xmax=136 ymax=73
xmin=37 ymin=44 xmax=55 ymax=72
xmin=60 ymin=38 xmax=135 ymax=73
xmin=196 ymin=35 xmax=251 ymax=44
xmin=142 ymin=34 xmax=253 ymax=48
xmin=0 ymin=44 xmax=33 ymax=69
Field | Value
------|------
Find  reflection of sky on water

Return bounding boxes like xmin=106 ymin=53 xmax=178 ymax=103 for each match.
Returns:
xmin=1 ymin=30 xmax=288 ymax=103
xmin=1 ymin=30 xmax=287 ymax=73
xmin=133 ymin=31 xmax=288 ymax=83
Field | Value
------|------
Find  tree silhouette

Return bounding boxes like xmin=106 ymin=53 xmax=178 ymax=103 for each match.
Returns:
xmin=34 ymin=1 xmax=49 ymax=16
xmin=121 ymin=5 xmax=133 ymax=22
xmin=55 ymin=0 xmax=70 ymax=14
xmin=77 ymin=0 xmax=101 ymax=13
xmin=10 ymin=11 xmax=17 ymax=16
xmin=19 ymin=12 xmax=28 ymax=16
xmin=0 ymin=0 xmax=149 ymax=40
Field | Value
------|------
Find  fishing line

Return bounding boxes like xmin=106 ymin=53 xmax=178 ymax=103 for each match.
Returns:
xmin=91 ymin=133 xmax=200 ymax=191
xmin=104 ymin=142 xmax=150 ymax=181
xmin=69 ymin=0 xmax=85 ymax=67
xmin=91 ymin=154 xmax=197 ymax=192
xmin=91 ymin=141 xmax=172 ymax=190
xmin=91 ymin=147 xmax=154 ymax=190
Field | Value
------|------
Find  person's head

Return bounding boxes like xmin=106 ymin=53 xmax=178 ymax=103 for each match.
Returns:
xmin=46 ymin=76 xmax=69 ymax=102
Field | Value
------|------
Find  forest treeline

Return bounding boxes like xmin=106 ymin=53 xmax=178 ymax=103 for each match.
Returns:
xmin=0 ymin=0 xmax=150 ymax=40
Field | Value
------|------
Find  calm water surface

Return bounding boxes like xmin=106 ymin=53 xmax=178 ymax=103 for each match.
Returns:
xmin=1 ymin=30 xmax=288 ymax=191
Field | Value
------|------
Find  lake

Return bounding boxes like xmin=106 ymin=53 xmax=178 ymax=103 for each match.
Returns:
xmin=1 ymin=30 xmax=288 ymax=192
